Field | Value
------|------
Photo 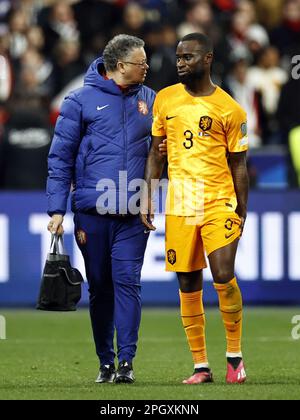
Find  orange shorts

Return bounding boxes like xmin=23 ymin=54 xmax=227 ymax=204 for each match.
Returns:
xmin=165 ymin=211 xmax=241 ymax=272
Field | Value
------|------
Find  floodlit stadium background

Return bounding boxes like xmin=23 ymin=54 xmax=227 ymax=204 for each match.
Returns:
xmin=1 ymin=0 xmax=300 ymax=306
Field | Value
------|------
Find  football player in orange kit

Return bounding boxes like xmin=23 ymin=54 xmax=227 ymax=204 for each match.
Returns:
xmin=141 ymin=33 xmax=249 ymax=384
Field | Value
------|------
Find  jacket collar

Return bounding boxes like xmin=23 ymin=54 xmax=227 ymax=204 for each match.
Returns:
xmin=84 ymin=57 xmax=142 ymax=96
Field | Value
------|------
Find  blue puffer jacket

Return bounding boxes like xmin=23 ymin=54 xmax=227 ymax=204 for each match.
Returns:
xmin=47 ymin=58 xmax=155 ymax=215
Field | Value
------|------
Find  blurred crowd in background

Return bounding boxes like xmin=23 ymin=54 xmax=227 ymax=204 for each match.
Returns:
xmin=0 ymin=0 xmax=299 ymax=190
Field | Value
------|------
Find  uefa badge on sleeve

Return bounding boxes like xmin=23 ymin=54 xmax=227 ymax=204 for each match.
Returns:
xmin=241 ymin=122 xmax=247 ymax=136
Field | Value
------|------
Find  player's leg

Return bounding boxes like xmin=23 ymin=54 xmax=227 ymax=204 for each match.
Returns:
xmin=177 ymin=270 xmax=213 ymax=384
xmin=111 ymin=216 xmax=149 ymax=383
xmin=74 ymin=213 xmax=116 ymax=383
xmin=205 ymin=214 xmax=246 ymax=383
xmin=165 ymin=215 xmax=212 ymax=384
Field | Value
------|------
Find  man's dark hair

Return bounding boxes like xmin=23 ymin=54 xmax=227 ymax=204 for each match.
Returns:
xmin=103 ymin=34 xmax=145 ymax=72
xmin=181 ymin=33 xmax=214 ymax=54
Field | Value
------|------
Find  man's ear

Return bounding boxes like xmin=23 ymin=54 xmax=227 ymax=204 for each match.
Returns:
xmin=205 ymin=52 xmax=213 ymax=65
xmin=117 ymin=61 xmax=126 ymax=74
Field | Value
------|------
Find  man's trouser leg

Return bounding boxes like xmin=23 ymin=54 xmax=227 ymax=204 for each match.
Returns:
xmin=74 ymin=213 xmax=115 ymax=366
xmin=111 ymin=216 xmax=149 ymax=363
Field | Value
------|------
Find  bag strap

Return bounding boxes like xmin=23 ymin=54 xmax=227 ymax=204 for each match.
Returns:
xmin=50 ymin=234 xmax=66 ymax=255
xmin=50 ymin=234 xmax=56 ymax=253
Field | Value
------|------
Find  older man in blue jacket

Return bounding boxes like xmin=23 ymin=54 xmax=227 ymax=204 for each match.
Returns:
xmin=47 ymin=35 xmax=156 ymax=384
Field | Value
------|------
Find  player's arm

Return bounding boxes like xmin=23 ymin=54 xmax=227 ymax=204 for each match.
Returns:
xmin=229 ymin=151 xmax=249 ymax=234
xmin=140 ymin=135 xmax=166 ymax=231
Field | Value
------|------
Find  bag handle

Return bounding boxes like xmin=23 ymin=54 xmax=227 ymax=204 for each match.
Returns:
xmin=50 ymin=234 xmax=66 ymax=255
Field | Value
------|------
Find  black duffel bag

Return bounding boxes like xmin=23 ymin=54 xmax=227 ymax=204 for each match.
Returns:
xmin=36 ymin=234 xmax=83 ymax=311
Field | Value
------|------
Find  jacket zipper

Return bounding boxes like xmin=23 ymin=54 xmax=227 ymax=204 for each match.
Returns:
xmin=123 ymin=95 xmax=127 ymax=171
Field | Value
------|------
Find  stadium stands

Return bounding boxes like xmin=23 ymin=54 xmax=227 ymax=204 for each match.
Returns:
xmin=0 ymin=0 xmax=299 ymax=187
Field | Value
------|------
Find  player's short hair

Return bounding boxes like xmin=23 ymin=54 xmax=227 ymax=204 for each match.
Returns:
xmin=103 ymin=34 xmax=145 ymax=72
xmin=181 ymin=33 xmax=214 ymax=54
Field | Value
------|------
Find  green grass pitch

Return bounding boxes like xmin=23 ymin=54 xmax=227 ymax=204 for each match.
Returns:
xmin=0 ymin=308 xmax=300 ymax=400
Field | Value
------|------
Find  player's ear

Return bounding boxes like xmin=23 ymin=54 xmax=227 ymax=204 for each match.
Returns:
xmin=204 ymin=52 xmax=213 ymax=65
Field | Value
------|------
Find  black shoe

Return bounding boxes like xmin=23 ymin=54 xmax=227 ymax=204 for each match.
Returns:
xmin=95 ymin=364 xmax=116 ymax=383
xmin=114 ymin=361 xmax=135 ymax=384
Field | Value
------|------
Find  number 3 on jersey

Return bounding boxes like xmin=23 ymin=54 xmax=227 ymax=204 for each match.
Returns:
xmin=183 ymin=130 xmax=193 ymax=149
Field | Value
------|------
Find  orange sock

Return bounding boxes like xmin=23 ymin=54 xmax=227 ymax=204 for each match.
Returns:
xmin=214 ymin=277 xmax=243 ymax=355
xmin=179 ymin=290 xmax=208 ymax=365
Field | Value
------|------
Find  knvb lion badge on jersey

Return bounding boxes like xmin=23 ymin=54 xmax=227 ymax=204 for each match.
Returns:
xmin=199 ymin=115 xmax=212 ymax=137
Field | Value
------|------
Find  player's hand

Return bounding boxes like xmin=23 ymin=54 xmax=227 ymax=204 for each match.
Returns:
xmin=239 ymin=216 xmax=246 ymax=236
xmin=47 ymin=214 xmax=64 ymax=236
xmin=158 ymin=138 xmax=167 ymax=156
xmin=235 ymin=205 xmax=246 ymax=236
xmin=140 ymin=196 xmax=156 ymax=231
xmin=140 ymin=212 xmax=156 ymax=231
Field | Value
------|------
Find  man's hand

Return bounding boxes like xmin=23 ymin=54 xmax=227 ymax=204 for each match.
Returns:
xmin=47 ymin=214 xmax=64 ymax=236
xmin=158 ymin=138 xmax=167 ymax=156
xmin=140 ymin=196 xmax=156 ymax=231
xmin=140 ymin=213 xmax=156 ymax=231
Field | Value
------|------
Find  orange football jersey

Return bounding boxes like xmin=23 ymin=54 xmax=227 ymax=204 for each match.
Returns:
xmin=152 ymin=84 xmax=248 ymax=215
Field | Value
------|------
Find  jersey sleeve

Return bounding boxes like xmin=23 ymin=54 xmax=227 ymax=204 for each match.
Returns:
xmin=152 ymin=94 xmax=166 ymax=137
xmin=225 ymin=105 xmax=248 ymax=152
